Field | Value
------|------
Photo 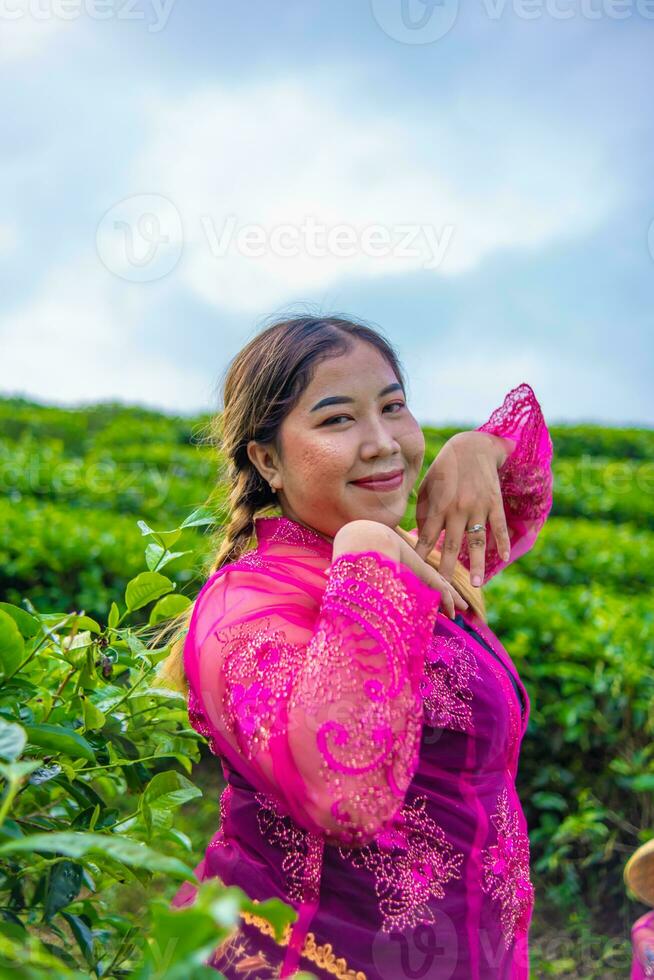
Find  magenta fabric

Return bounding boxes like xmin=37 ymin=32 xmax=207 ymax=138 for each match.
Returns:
xmin=171 ymin=382 xmax=553 ymax=979
xmin=631 ymin=910 xmax=654 ymax=978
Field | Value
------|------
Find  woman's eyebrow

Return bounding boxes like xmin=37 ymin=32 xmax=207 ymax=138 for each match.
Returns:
xmin=309 ymin=382 xmax=404 ymax=413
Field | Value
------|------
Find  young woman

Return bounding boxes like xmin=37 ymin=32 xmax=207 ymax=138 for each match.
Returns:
xmin=625 ymin=840 xmax=654 ymax=977
xmin=161 ymin=315 xmax=553 ymax=979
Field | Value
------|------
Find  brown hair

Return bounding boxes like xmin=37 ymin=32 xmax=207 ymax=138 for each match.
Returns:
xmin=153 ymin=312 xmax=486 ymax=694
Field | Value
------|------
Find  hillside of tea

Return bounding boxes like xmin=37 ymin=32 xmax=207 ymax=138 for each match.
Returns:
xmin=0 ymin=394 xmax=652 ymax=978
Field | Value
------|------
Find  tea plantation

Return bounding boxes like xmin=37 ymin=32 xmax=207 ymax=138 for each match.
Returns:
xmin=0 ymin=395 xmax=652 ymax=978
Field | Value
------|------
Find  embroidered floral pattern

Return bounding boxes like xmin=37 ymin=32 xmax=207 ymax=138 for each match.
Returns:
xmin=187 ymin=684 xmax=223 ymax=758
xmin=337 ymin=795 xmax=464 ymax=934
xmin=264 ymin=515 xmax=333 ymax=553
xmin=420 ymin=631 xmax=479 ymax=733
xmin=484 ymin=660 xmax=521 ymax=764
xmin=235 ymin=550 xmax=276 ymax=571
xmin=455 ymin=383 xmax=553 ymax=582
xmin=206 ymin=782 xmax=233 ymax=858
xmin=290 ymin=552 xmax=441 ymax=846
xmin=480 ymin=787 xmax=534 ymax=945
xmin=217 ymin=619 xmax=307 ymax=759
xmin=254 ymin=791 xmax=323 ymax=904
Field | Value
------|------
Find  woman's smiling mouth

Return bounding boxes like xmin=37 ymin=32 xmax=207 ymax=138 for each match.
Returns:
xmin=349 ymin=468 xmax=404 ymax=491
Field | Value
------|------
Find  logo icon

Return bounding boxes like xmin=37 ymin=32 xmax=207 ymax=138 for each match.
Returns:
xmin=96 ymin=193 xmax=183 ymax=283
xmin=371 ymin=0 xmax=460 ymax=43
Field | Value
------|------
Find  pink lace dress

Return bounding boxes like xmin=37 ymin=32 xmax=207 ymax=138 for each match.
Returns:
xmin=171 ymin=383 xmax=554 ymax=980
xmin=632 ymin=910 xmax=654 ymax=978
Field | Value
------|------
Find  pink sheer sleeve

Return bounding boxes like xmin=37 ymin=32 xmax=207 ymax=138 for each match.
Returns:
xmin=184 ymin=550 xmax=442 ymax=846
xmin=410 ymin=382 xmax=553 ymax=584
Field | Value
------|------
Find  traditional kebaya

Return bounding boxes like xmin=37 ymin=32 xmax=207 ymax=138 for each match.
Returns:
xmin=171 ymin=383 xmax=553 ymax=980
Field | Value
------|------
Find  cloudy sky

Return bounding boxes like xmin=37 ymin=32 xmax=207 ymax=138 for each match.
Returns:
xmin=1 ymin=0 xmax=653 ymax=427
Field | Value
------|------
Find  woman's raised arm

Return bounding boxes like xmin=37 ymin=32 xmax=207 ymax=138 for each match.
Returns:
xmin=473 ymin=382 xmax=553 ymax=582
xmin=410 ymin=382 xmax=553 ymax=585
xmin=183 ymin=532 xmax=443 ymax=847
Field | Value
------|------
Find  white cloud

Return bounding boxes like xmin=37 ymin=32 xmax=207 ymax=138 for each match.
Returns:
xmin=0 ymin=257 xmax=212 ymax=413
xmin=0 ymin=4 xmax=67 ymax=65
xmin=127 ymin=75 xmax=621 ymax=315
xmin=0 ymin=223 xmax=17 ymax=253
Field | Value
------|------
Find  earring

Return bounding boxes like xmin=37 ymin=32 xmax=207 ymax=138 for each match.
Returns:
xmin=269 ymin=483 xmax=277 ymax=494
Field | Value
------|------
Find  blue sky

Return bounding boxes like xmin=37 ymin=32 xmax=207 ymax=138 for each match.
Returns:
xmin=1 ymin=0 xmax=653 ymax=427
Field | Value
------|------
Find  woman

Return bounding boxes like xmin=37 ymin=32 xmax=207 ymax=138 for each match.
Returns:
xmin=625 ymin=839 xmax=654 ymax=977
xmin=161 ymin=315 xmax=553 ymax=979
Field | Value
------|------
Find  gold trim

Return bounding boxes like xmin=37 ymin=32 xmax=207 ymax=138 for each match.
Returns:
xmin=240 ymin=902 xmax=367 ymax=980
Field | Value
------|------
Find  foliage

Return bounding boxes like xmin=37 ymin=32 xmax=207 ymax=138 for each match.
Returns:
xmin=0 ymin=504 xmax=313 ymax=977
xmin=1 ymin=395 xmax=652 ymax=978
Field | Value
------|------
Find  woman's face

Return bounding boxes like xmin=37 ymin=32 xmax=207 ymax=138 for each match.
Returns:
xmin=248 ymin=339 xmax=425 ymax=540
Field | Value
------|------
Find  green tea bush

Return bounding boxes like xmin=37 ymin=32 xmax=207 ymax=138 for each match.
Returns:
xmin=1 ymin=396 xmax=651 ymax=979
xmin=0 ymin=509 xmax=309 ymax=978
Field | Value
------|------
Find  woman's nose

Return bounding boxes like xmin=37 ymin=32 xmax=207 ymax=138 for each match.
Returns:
xmin=360 ymin=417 xmax=400 ymax=455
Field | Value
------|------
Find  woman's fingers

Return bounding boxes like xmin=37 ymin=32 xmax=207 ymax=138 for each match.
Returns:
xmin=413 ymin=513 xmax=445 ymax=562
xmin=488 ymin=498 xmax=511 ymax=564
xmin=466 ymin=516 xmax=487 ymax=588
xmin=437 ymin=512 xmax=467 ymax=583
xmin=433 ymin=572 xmax=468 ymax=619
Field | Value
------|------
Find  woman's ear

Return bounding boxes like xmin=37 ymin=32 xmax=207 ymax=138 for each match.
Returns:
xmin=246 ymin=439 xmax=281 ymax=489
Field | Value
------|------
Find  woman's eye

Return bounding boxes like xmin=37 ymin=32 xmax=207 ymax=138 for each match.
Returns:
xmin=322 ymin=402 xmax=405 ymax=426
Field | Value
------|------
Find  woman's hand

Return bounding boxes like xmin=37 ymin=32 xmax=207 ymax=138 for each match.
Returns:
xmin=332 ymin=520 xmax=469 ymax=620
xmin=413 ymin=430 xmax=516 ymax=585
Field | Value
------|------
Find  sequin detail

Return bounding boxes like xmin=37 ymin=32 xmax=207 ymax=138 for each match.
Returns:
xmin=260 ymin=515 xmax=333 ymax=553
xmin=484 ymin=659 xmax=521 ymax=764
xmin=255 ymin=791 xmax=323 ymax=904
xmin=235 ymin=550 xmax=276 ymax=571
xmin=207 ymin=783 xmax=233 ymax=857
xmin=188 ymin=684 xmax=223 ymax=758
xmin=217 ymin=619 xmax=307 ymax=759
xmin=480 ymin=787 xmax=535 ymax=945
xmin=337 ymin=794 xmax=464 ymax=934
xmin=453 ymin=383 xmax=553 ymax=582
xmin=420 ymin=631 xmax=480 ymax=733
xmin=290 ymin=551 xmax=440 ymax=846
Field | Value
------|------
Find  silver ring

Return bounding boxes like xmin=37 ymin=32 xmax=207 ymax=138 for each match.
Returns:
xmin=466 ymin=523 xmax=486 ymax=534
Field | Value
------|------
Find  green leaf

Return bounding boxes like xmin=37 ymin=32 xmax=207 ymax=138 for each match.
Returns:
xmin=631 ymin=774 xmax=654 ymax=792
xmin=125 ymin=572 xmax=174 ymax=612
xmin=60 ymin=911 xmax=97 ymax=971
xmin=148 ymin=548 xmax=192 ymax=573
xmin=142 ymin=771 xmax=202 ymax=813
xmin=179 ymin=506 xmax=216 ymax=529
xmin=140 ymin=771 xmax=202 ymax=836
xmin=149 ymin=593 xmax=192 ymax=626
xmin=0 ymin=603 xmax=39 ymax=639
xmin=108 ymin=601 xmax=120 ymax=629
xmin=145 ymin=541 xmax=165 ymax=571
xmin=0 ymin=759 xmax=42 ymax=781
xmin=0 ymin=609 xmax=25 ymax=681
xmin=0 ymin=832 xmax=194 ymax=880
xmin=24 ymin=723 xmax=97 ymax=762
xmin=44 ymin=860 xmax=84 ymax=921
xmin=0 ymin=719 xmax=27 ymax=762
xmin=80 ymin=697 xmax=106 ymax=732
xmin=144 ymin=902 xmax=229 ymax=978
xmin=68 ymin=614 xmax=101 ymax=635
xmin=137 ymin=520 xmax=182 ymax=548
